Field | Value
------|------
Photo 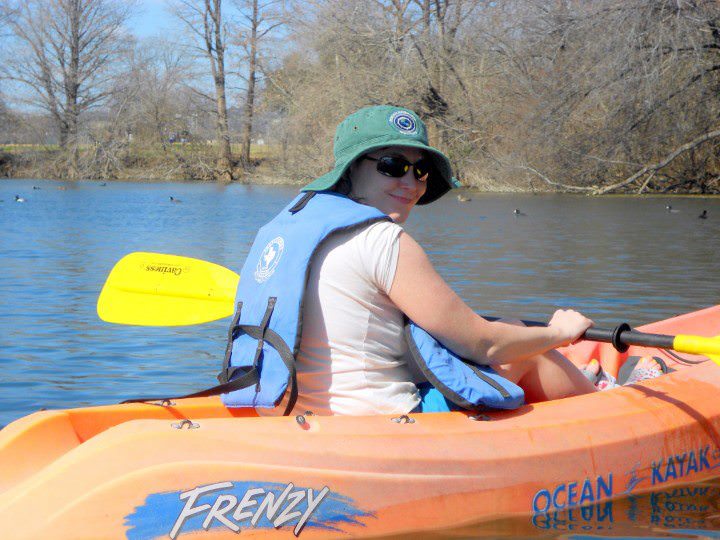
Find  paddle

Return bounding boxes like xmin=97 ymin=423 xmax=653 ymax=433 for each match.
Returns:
xmin=97 ymin=252 xmax=720 ymax=365
xmin=97 ymin=252 xmax=239 ymax=326
xmin=483 ymin=317 xmax=720 ymax=364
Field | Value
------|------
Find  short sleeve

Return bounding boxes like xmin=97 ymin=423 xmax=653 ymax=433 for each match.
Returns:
xmin=353 ymin=221 xmax=403 ymax=294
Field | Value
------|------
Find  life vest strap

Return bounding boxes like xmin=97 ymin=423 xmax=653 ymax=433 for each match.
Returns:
xmin=288 ymin=192 xmax=315 ymax=213
xmin=251 ymin=297 xmax=277 ymax=392
xmin=220 ymin=302 xmax=245 ymax=383
xmin=224 ymin=325 xmax=298 ymax=415
xmin=122 ymin=300 xmax=298 ymax=414
xmin=120 ymin=365 xmax=260 ymax=404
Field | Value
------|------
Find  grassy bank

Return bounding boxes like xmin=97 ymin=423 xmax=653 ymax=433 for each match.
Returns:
xmin=0 ymin=142 xmax=294 ymax=185
xmin=3 ymin=143 xmax=719 ymax=194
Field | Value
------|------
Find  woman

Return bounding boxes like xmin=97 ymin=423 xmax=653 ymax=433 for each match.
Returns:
xmin=221 ymin=105 xmax=662 ymax=416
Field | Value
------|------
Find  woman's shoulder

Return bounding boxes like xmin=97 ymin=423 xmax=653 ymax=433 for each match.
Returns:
xmin=347 ymin=220 xmax=403 ymax=251
xmin=362 ymin=219 xmax=403 ymax=237
xmin=344 ymin=221 xmax=404 ymax=291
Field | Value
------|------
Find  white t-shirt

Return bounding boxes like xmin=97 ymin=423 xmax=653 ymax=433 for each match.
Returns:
xmin=263 ymin=220 xmax=421 ymax=416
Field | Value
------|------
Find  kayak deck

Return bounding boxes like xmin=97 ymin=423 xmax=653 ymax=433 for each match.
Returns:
xmin=0 ymin=305 xmax=719 ymax=539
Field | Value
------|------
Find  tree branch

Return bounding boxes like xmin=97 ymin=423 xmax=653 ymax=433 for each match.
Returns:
xmin=517 ymin=165 xmax=595 ymax=193
xmin=594 ymin=127 xmax=720 ymax=195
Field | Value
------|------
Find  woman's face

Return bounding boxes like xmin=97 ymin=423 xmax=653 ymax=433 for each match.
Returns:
xmin=347 ymin=146 xmax=428 ymax=223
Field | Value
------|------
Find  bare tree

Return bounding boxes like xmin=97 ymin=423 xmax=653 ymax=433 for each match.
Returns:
xmin=262 ymin=0 xmax=488 ymax=179
xmin=173 ymin=0 xmax=234 ymax=181
xmin=2 ymin=0 xmax=718 ymax=191
xmin=234 ymin=0 xmax=284 ymax=168
xmin=125 ymin=40 xmax=195 ymax=148
xmin=0 ymin=99 xmax=11 ymax=143
xmin=2 ymin=0 xmax=132 ymax=178
xmin=0 ymin=0 xmax=21 ymax=30
xmin=1 ymin=2 xmax=19 ymax=145
xmin=0 ymin=0 xmax=16 ymax=34
xmin=437 ymin=0 xmax=720 ymax=192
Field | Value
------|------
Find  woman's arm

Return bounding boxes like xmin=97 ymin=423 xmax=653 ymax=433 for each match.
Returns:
xmin=388 ymin=232 xmax=593 ymax=365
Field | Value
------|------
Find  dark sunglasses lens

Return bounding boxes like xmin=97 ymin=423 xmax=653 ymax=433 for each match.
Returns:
xmin=413 ymin=159 xmax=431 ymax=179
xmin=376 ymin=156 xmax=409 ymax=178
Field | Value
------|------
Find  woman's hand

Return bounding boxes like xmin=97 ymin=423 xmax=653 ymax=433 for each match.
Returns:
xmin=547 ymin=309 xmax=594 ymax=346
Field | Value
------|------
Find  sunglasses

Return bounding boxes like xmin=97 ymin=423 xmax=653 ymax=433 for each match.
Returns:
xmin=362 ymin=155 xmax=431 ymax=182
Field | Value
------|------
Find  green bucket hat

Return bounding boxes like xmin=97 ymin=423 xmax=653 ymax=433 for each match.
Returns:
xmin=301 ymin=105 xmax=459 ymax=205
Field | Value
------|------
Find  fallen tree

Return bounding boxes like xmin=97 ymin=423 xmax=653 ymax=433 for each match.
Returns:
xmin=593 ymin=128 xmax=720 ymax=195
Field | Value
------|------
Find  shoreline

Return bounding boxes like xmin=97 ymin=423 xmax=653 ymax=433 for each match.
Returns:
xmin=3 ymin=148 xmax=718 ymax=195
xmin=4 ymin=175 xmax=720 ymax=197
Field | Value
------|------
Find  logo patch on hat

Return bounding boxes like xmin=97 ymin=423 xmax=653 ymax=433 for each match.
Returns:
xmin=388 ymin=110 xmax=417 ymax=135
xmin=255 ymin=236 xmax=284 ymax=283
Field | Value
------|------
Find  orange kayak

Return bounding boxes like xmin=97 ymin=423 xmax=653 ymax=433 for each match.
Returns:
xmin=1 ymin=306 xmax=719 ymax=539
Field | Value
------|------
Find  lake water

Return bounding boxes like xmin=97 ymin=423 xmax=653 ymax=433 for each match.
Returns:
xmin=1 ymin=178 xmax=720 ymax=537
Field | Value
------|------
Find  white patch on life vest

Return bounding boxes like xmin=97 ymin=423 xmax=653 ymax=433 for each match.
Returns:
xmin=255 ymin=236 xmax=284 ymax=283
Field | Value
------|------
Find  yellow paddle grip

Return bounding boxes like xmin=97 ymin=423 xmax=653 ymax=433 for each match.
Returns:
xmin=673 ymin=334 xmax=720 ymax=366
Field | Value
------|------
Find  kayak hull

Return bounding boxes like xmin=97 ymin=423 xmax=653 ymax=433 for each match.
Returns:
xmin=1 ymin=305 xmax=719 ymax=539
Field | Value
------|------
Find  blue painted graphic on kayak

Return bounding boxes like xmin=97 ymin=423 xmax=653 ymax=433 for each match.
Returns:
xmin=124 ymin=480 xmax=373 ymax=539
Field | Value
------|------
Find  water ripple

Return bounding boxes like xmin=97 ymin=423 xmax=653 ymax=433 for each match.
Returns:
xmin=1 ymin=181 xmax=719 ymax=425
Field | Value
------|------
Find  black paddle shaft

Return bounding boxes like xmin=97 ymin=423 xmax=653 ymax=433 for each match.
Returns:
xmin=484 ymin=317 xmax=675 ymax=353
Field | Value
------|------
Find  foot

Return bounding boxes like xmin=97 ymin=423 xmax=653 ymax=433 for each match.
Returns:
xmin=581 ymin=359 xmax=617 ymax=390
xmin=623 ymin=356 xmax=665 ymax=385
xmin=581 ymin=359 xmax=601 ymax=383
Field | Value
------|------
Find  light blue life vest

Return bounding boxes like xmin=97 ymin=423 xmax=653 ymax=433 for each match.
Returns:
xmin=218 ymin=192 xmax=524 ymax=413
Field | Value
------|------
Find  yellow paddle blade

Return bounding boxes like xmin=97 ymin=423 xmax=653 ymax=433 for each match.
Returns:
xmin=673 ymin=334 xmax=720 ymax=367
xmin=97 ymin=252 xmax=239 ymax=326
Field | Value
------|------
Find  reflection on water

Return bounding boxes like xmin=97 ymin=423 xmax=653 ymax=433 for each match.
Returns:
xmin=486 ymin=479 xmax=720 ymax=539
xmin=534 ymin=480 xmax=720 ymax=538
xmin=383 ymin=479 xmax=720 ymax=539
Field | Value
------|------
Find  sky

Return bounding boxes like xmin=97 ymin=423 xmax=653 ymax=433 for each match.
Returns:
xmin=128 ymin=1 xmax=178 ymax=38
